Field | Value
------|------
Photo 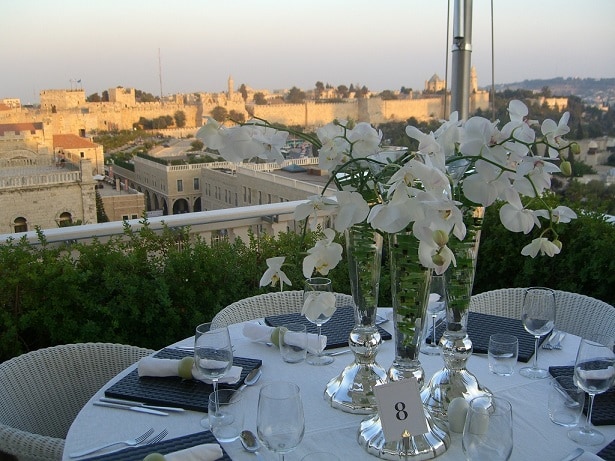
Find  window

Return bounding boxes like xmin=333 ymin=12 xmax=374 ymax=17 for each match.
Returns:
xmin=131 ymin=214 xmax=138 ymax=219
xmin=193 ymin=178 xmax=200 ymax=190
xmin=80 ymin=151 xmax=85 ymax=158
xmin=58 ymin=212 xmax=73 ymax=227
xmin=122 ymin=215 xmax=129 ymax=220
xmin=14 ymin=217 xmax=27 ymax=233
xmin=177 ymin=179 xmax=183 ymax=192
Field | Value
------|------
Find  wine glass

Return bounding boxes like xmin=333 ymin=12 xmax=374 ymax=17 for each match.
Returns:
xmin=420 ymin=274 xmax=447 ymax=355
xmin=519 ymin=287 xmax=556 ymax=379
xmin=257 ymin=381 xmax=305 ymax=461
xmin=194 ymin=324 xmax=233 ymax=429
xmin=568 ymin=335 xmax=615 ymax=445
xmin=302 ymin=277 xmax=336 ymax=366
xmin=462 ymin=395 xmax=514 ymax=461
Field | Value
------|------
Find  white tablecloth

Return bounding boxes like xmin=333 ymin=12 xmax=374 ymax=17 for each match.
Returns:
xmin=63 ymin=309 xmax=615 ymax=460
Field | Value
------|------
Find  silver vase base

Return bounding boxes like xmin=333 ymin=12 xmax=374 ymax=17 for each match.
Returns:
xmin=358 ymin=412 xmax=450 ymax=460
xmin=420 ymin=367 xmax=492 ymax=421
xmin=324 ymin=361 xmax=387 ymax=414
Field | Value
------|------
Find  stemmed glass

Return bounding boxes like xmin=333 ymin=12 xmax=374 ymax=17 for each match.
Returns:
xmin=568 ymin=335 xmax=615 ymax=445
xmin=520 ymin=287 xmax=556 ymax=379
xmin=257 ymin=381 xmax=305 ymax=461
xmin=462 ymin=395 xmax=514 ymax=461
xmin=420 ymin=274 xmax=447 ymax=355
xmin=194 ymin=324 xmax=233 ymax=429
xmin=303 ymin=277 xmax=336 ymax=366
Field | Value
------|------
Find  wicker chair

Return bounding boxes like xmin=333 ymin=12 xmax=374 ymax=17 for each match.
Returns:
xmin=470 ymin=288 xmax=615 ymax=339
xmin=0 ymin=343 xmax=154 ymax=461
xmin=211 ymin=290 xmax=355 ymax=329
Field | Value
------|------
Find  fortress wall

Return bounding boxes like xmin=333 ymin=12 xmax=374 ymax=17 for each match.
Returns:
xmin=305 ymin=102 xmax=359 ymax=127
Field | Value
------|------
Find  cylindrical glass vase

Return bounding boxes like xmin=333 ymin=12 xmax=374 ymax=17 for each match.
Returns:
xmin=325 ymin=222 xmax=387 ymax=414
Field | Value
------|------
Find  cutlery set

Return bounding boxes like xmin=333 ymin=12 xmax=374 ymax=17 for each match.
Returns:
xmin=542 ymin=330 xmax=566 ymax=350
xmin=69 ymin=427 xmax=168 ymax=458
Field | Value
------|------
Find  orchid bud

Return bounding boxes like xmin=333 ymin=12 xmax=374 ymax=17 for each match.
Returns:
xmin=432 ymin=253 xmax=445 ymax=267
xmin=553 ymin=239 xmax=563 ymax=250
xmin=433 ymin=229 xmax=449 ymax=247
xmin=570 ymin=142 xmax=581 ymax=155
xmin=560 ymin=161 xmax=572 ymax=177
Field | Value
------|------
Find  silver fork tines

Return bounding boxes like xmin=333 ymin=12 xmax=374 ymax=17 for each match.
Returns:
xmin=147 ymin=429 xmax=169 ymax=445
xmin=69 ymin=427 xmax=154 ymax=458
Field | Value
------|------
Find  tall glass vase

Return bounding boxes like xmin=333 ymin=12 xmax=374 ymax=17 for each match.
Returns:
xmin=421 ymin=207 xmax=491 ymax=422
xmin=358 ymin=232 xmax=450 ymax=459
xmin=325 ymin=222 xmax=388 ymax=414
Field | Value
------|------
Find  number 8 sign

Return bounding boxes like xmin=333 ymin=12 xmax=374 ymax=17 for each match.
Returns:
xmin=373 ymin=378 xmax=429 ymax=441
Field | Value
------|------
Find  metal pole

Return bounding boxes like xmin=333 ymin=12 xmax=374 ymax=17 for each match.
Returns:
xmin=450 ymin=0 xmax=472 ymax=121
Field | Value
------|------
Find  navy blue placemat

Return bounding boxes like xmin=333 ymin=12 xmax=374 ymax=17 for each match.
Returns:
xmin=429 ymin=311 xmax=545 ymax=362
xmin=105 ymin=348 xmax=262 ymax=412
xmin=81 ymin=431 xmax=231 ymax=461
xmin=264 ymin=306 xmax=392 ymax=349
xmin=549 ymin=366 xmax=615 ymax=426
xmin=598 ymin=438 xmax=615 ymax=461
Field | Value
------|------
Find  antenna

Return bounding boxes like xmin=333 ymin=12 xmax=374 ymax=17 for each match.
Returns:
xmin=158 ymin=48 xmax=163 ymax=100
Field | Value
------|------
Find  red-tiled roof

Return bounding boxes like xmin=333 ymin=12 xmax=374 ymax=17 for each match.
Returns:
xmin=53 ymin=134 xmax=98 ymax=149
xmin=0 ymin=122 xmax=44 ymax=135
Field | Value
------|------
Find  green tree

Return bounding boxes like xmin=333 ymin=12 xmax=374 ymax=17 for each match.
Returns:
xmin=253 ymin=92 xmax=267 ymax=105
xmin=286 ymin=87 xmax=306 ymax=104
xmin=315 ymin=81 xmax=325 ymax=98
xmin=238 ymin=83 xmax=248 ymax=101
xmin=229 ymin=110 xmax=246 ymax=124
xmin=174 ymin=110 xmax=186 ymax=128
xmin=379 ymin=90 xmax=398 ymax=100
xmin=189 ymin=140 xmax=204 ymax=151
xmin=87 ymin=93 xmax=101 ymax=102
xmin=210 ymin=106 xmax=228 ymax=122
xmin=96 ymin=191 xmax=109 ymax=223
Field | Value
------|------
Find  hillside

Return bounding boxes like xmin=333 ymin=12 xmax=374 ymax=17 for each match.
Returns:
xmin=487 ymin=77 xmax=615 ymax=104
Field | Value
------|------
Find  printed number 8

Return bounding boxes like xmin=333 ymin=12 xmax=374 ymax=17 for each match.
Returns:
xmin=395 ymin=401 xmax=408 ymax=421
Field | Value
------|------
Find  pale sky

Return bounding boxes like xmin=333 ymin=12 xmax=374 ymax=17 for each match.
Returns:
xmin=2 ymin=0 xmax=614 ymax=104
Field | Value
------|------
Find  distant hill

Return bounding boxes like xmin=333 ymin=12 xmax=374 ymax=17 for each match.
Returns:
xmin=484 ymin=77 xmax=615 ymax=103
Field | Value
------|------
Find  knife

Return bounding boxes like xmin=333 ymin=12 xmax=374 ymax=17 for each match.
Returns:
xmin=94 ymin=401 xmax=169 ymax=416
xmin=100 ymin=397 xmax=185 ymax=412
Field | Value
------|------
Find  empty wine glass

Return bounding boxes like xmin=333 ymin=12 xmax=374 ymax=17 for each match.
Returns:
xmin=302 ymin=277 xmax=336 ymax=366
xmin=194 ymin=324 xmax=233 ymax=429
xmin=257 ymin=381 xmax=305 ymax=461
xmin=519 ymin=287 xmax=556 ymax=379
xmin=462 ymin=395 xmax=513 ymax=461
xmin=568 ymin=335 xmax=615 ymax=445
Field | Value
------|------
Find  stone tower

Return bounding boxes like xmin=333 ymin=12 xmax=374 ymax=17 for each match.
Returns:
xmin=228 ymin=75 xmax=234 ymax=99
xmin=470 ymin=67 xmax=478 ymax=93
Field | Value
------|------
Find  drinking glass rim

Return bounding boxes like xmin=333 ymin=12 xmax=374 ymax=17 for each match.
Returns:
xmin=259 ymin=381 xmax=301 ymax=399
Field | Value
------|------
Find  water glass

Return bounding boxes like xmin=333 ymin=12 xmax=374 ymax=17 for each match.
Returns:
xmin=488 ymin=334 xmax=518 ymax=376
xmin=280 ymin=323 xmax=308 ymax=363
xmin=548 ymin=376 xmax=584 ymax=427
xmin=208 ymin=389 xmax=244 ymax=442
xmin=462 ymin=395 xmax=513 ymax=461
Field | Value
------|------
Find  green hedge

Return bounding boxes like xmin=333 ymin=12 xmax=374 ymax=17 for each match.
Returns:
xmin=1 ymin=210 xmax=613 ymax=363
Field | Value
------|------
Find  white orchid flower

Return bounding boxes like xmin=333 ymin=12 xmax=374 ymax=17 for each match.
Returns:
xmin=302 ymin=291 xmax=337 ymax=323
xmin=521 ymin=237 xmax=562 ymax=258
xmin=294 ymin=195 xmax=337 ymax=230
xmin=460 ymin=116 xmax=499 ymax=157
xmin=248 ymin=124 xmax=289 ymax=164
xmin=413 ymin=222 xmax=456 ymax=275
xmin=347 ymin=122 xmax=382 ymax=158
xmin=196 ymin=117 xmax=227 ymax=150
xmin=302 ymin=228 xmax=343 ymax=278
xmin=259 ymin=257 xmax=292 ymax=290
xmin=513 ymin=157 xmax=560 ymax=197
xmin=541 ymin=112 xmax=571 ymax=158
xmin=334 ymin=191 xmax=370 ymax=232
xmin=551 ymin=206 xmax=577 ymax=223
xmin=368 ymin=184 xmax=418 ymax=233
xmin=499 ymin=202 xmax=540 ymax=234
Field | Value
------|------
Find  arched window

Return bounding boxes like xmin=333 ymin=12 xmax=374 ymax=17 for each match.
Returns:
xmin=14 ymin=217 xmax=28 ymax=233
xmin=58 ymin=212 xmax=73 ymax=227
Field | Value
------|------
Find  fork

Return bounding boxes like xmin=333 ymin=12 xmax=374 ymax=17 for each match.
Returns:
xmin=69 ymin=427 xmax=154 ymax=458
xmin=147 ymin=429 xmax=169 ymax=445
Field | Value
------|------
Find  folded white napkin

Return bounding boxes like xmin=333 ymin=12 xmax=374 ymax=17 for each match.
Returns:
xmin=137 ymin=356 xmax=242 ymax=384
xmin=242 ymin=323 xmax=326 ymax=354
xmin=164 ymin=443 xmax=223 ymax=461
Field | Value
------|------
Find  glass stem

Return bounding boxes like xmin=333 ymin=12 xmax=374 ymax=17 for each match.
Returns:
xmin=585 ymin=393 xmax=596 ymax=431
xmin=431 ymin=314 xmax=437 ymax=344
xmin=317 ymin=324 xmax=323 ymax=357
xmin=212 ymin=379 xmax=219 ymax=414
xmin=533 ymin=336 xmax=540 ymax=369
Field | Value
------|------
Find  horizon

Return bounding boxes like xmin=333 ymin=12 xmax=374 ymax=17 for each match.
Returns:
xmin=2 ymin=0 xmax=615 ymax=104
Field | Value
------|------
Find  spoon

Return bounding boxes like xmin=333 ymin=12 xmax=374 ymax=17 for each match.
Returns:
xmin=238 ymin=367 xmax=262 ymax=391
xmin=240 ymin=430 xmax=263 ymax=460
